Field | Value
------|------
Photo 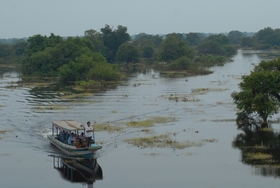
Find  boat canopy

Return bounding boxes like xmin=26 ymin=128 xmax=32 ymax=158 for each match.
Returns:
xmin=52 ymin=120 xmax=85 ymax=131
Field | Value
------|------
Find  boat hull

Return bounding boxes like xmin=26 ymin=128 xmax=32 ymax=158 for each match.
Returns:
xmin=47 ymin=135 xmax=102 ymax=159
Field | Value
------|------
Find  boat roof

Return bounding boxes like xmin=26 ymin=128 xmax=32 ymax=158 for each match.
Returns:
xmin=52 ymin=120 xmax=85 ymax=131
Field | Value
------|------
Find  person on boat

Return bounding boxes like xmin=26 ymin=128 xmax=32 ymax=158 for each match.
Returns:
xmin=75 ymin=136 xmax=82 ymax=148
xmin=80 ymin=132 xmax=87 ymax=147
xmin=85 ymin=121 xmax=94 ymax=147
xmin=80 ymin=132 xmax=86 ymax=141
xmin=68 ymin=132 xmax=76 ymax=145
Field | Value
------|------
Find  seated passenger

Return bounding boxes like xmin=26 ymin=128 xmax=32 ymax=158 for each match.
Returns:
xmin=68 ymin=132 xmax=76 ymax=145
xmin=79 ymin=132 xmax=87 ymax=147
xmin=75 ymin=137 xmax=82 ymax=148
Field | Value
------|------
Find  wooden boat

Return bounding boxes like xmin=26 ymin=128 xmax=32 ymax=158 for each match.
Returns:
xmin=47 ymin=120 xmax=102 ymax=159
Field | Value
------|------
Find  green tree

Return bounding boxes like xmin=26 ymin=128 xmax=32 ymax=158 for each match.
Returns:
xmin=228 ymin=30 xmax=246 ymax=45
xmin=84 ymin=29 xmax=107 ymax=56
xmin=133 ymin=33 xmax=163 ymax=60
xmin=22 ymin=47 xmax=55 ymax=75
xmin=186 ymin=32 xmax=202 ymax=46
xmin=25 ymin=33 xmax=62 ymax=56
xmin=231 ymin=58 xmax=280 ymax=128
xmin=0 ymin=43 xmax=13 ymax=59
xmin=116 ymin=42 xmax=140 ymax=63
xmin=197 ymin=34 xmax=236 ymax=56
xmin=168 ymin=56 xmax=191 ymax=70
xmin=59 ymin=52 xmax=121 ymax=82
xmin=101 ymin=25 xmax=130 ymax=62
xmin=159 ymin=33 xmax=194 ymax=62
xmin=22 ymin=35 xmax=94 ymax=76
xmin=241 ymin=37 xmax=256 ymax=48
xmin=255 ymin=27 xmax=274 ymax=44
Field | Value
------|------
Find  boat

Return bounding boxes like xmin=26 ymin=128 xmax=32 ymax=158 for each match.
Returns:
xmin=52 ymin=155 xmax=103 ymax=186
xmin=47 ymin=120 xmax=102 ymax=159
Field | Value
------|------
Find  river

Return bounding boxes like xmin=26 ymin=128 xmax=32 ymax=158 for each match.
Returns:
xmin=0 ymin=50 xmax=280 ymax=188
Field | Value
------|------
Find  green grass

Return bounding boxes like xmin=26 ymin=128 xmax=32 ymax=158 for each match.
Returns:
xmin=124 ymin=133 xmax=218 ymax=149
xmin=126 ymin=116 xmax=177 ymax=127
xmin=94 ymin=123 xmax=123 ymax=132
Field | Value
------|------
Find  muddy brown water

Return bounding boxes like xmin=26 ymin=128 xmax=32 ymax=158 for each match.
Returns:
xmin=1 ymin=50 xmax=280 ymax=188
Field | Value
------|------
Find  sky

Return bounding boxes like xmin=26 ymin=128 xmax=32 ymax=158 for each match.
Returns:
xmin=1 ymin=0 xmax=280 ymax=38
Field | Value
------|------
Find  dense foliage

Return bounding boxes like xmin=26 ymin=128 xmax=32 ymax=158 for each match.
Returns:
xmin=21 ymin=32 xmax=122 ymax=83
xmin=3 ymin=25 xmax=280 ymax=84
xmin=231 ymin=58 xmax=280 ymax=129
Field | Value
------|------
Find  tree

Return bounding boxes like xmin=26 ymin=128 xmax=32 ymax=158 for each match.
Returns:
xmin=168 ymin=56 xmax=191 ymax=70
xmin=22 ymin=35 xmax=94 ymax=76
xmin=255 ymin=27 xmax=274 ymax=44
xmin=228 ymin=30 xmax=246 ymax=45
xmin=84 ymin=29 xmax=107 ymax=56
xmin=197 ymin=34 xmax=236 ymax=56
xmin=231 ymin=58 xmax=280 ymax=128
xmin=159 ymin=33 xmax=195 ymax=62
xmin=241 ymin=37 xmax=256 ymax=48
xmin=25 ymin=33 xmax=62 ymax=56
xmin=59 ymin=52 xmax=121 ymax=82
xmin=186 ymin=32 xmax=202 ymax=46
xmin=116 ymin=42 xmax=140 ymax=63
xmin=101 ymin=25 xmax=130 ymax=62
xmin=133 ymin=33 xmax=163 ymax=60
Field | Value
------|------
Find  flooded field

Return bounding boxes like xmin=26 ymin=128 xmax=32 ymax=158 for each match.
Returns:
xmin=1 ymin=50 xmax=280 ymax=188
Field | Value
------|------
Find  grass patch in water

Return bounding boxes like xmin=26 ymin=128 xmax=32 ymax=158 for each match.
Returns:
xmin=94 ymin=123 xmax=123 ymax=132
xmin=160 ymin=94 xmax=200 ymax=102
xmin=191 ymin=88 xmax=228 ymax=94
xmin=0 ymin=130 xmax=10 ymax=140
xmin=61 ymin=93 xmax=93 ymax=99
xmin=124 ymin=133 xmax=218 ymax=149
xmin=211 ymin=119 xmax=236 ymax=122
xmin=126 ymin=116 xmax=177 ymax=127
xmin=31 ymin=105 xmax=73 ymax=111
xmin=245 ymin=152 xmax=272 ymax=160
xmin=0 ymin=130 xmax=8 ymax=134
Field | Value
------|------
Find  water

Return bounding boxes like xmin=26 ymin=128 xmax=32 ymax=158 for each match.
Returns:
xmin=0 ymin=50 xmax=280 ymax=188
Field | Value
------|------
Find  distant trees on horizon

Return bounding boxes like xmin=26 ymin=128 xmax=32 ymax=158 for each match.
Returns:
xmin=0 ymin=26 xmax=279 ymax=84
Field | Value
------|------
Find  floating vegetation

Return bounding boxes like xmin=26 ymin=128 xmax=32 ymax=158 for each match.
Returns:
xmin=210 ymin=119 xmax=236 ymax=122
xmin=191 ymin=88 xmax=228 ymax=94
xmin=141 ymin=129 xmax=155 ymax=134
xmin=61 ymin=92 xmax=93 ymax=99
xmin=126 ymin=116 xmax=177 ymax=127
xmin=0 ymin=130 xmax=8 ymax=134
xmin=124 ymin=133 xmax=218 ymax=149
xmin=201 ymin=138 xmax=218 ymax=143
xmin=0 ymin=130 xmax=10 ymax=140
xmin=0 ymin=153 xmax=11 ymax=156
xmin=31 ymin=105 xmax=73 ymax=112
xmin=245 ymin=152 xmax=272 ymax=161
xmin=159 ymin=71 xmax=189 ymax=78
xmin=94 ymin=123 xmax=123 ymax=132
xmin=145 ymin=152 xmax=166 ymax=157
xmin=160 ymin=94 xmax=200 ymax=102
xmin=111 ymin=110 xmax=117 ymax=113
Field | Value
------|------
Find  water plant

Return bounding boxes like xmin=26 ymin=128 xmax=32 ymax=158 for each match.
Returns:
xmin=94 ymin=123 xmax=123 ymax=132
xmin=126 ymin=116 xmax=177 ymax=127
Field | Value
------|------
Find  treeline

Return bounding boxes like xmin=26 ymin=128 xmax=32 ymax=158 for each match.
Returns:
xmin=1 ymin=25 xmax=278 ymax=84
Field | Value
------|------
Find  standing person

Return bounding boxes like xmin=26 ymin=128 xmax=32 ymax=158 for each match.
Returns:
xmin=85 ymin=121 xmax=94 ymax=147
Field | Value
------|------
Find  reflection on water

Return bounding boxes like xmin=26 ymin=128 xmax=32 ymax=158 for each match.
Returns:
xmin=52 ymin=156 xmax=103 ymax=187
xmin=233 ymin=127 xmax=280 ymax=178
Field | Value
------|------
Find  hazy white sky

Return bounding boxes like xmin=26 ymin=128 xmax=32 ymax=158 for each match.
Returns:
xmin=1 ymin=0 xmax=280 ymax=38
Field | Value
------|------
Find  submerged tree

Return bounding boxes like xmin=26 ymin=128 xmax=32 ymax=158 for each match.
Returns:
xmin=231 ymin=58 xmax=280 ymax=129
